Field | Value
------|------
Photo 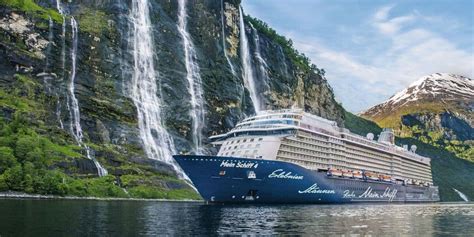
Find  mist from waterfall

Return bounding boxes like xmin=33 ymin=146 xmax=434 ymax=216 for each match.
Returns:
xmin=220 ymin=0 xmax=236 ymax=76
xmin=239 ymin=7 xmax=261 ymax=113
xmin=177 ymin=0 xmax=205 ymax=154
xmin=128 ymin=0 xmax=182 ymax=174
xmin=67 ymin=17 xmax=108 ymax=177
xmin=453 ymin=188 xmax=469 ymax=202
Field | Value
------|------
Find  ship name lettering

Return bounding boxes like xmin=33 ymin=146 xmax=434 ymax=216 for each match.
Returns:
xmin=268 ymin=169 xmax=303 ymax=180
xmin=342 ymin=190 xmax=356 ymax=198
xmin=220 ymin=160 xmax=235 ymax=168
xmin=220 ymin=160 xmax=257 ymax=169
xmin=236 ymin=162 xmax=255 ymax=169
xmin=298 ymin=183 xmax=335 ymax=194
xmin=358 ymin=187 xmax=398 ymax=202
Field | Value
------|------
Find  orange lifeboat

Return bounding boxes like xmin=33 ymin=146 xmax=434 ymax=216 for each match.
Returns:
xmin=364 ymin=171 xmax=379 ymax=181
xmin=328 ymin=168 xmax=343 ymax=177
xmin=352 ymin=171 xmax=363 ymax=179
xmin=379 ymin=174 xmax=392 ymax=182
xmin=342 ymin=170 xmax=354 ymax=178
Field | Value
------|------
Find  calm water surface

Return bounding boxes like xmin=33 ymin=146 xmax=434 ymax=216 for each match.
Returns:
xmin=0 ymin=199 xmax=473 ymax=236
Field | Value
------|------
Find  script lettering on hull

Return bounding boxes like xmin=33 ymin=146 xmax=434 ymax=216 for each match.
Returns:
xmin=343 ymin=187 xmax=398 ymax=202
xmin=268 ymin=169 xmax=304 ymax=180
xmin=298 ymin=183 xmax=335 ymax=194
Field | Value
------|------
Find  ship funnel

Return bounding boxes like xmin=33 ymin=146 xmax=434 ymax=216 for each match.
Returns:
xmin=410 ymin=145 xmax=417 ymax=153
xmin=366 ymin=133 xmax=374 ymax=140
xmin=377 ymin=128 xmax=395 ymax=144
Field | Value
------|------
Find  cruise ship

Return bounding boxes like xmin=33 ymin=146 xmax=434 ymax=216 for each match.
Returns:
xmin=174 ymin=109 xmax=439 ymax=203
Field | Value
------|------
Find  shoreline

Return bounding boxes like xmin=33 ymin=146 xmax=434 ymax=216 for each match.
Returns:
xmin=0 ymin=191 xmax=204 ymax=202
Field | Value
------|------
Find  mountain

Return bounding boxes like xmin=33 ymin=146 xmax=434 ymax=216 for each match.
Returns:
xmin=0 ymin=0 xmax=343 ymax=198
xmin=361 ymin=73 xmax=474 ymax=161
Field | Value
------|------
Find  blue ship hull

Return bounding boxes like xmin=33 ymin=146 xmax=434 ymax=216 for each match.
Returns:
xmin=174 ymin=155 xmax=439 ymax=204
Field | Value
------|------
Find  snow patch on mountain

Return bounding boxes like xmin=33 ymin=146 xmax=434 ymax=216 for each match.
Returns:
xmin=363 ymin=73 xmax=473 ymax=115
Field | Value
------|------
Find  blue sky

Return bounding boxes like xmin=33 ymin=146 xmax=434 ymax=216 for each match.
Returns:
xmin=242 ymin=0 xmax=474 ymax=112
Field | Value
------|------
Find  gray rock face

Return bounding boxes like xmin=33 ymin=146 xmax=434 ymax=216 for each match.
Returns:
xmin=0 ymin=1 xmax=344 ymax=176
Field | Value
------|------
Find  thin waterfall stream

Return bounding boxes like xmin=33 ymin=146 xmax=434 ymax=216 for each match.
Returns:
xmin=55 ymin=1 xmax=107 ymax=176
xmin=453 ymin=188 xmax=469 ymax=202
xmin=68 ymin=17 xmax=108 ymax=177
xmin=177 ymin=0 xmax=206 ymax=154
xmin=220 ymin=0 xmax=236 ymax=76
xmin=239 ymin=6 xmax=261 ymax=113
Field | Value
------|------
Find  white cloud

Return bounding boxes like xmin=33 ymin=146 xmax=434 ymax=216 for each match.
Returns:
xmin=373 ymin=5 xmax=416 ymax=35
xmin=287 ymin=5 xmax=474 ymax=112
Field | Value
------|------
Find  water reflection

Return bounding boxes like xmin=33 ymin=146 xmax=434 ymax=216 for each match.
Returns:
xmin=0 ymin=200 xmax=473 ymax=236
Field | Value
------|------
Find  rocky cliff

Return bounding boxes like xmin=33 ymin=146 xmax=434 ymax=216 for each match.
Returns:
xmin=0 ymin=0 xmax=343 ymax=197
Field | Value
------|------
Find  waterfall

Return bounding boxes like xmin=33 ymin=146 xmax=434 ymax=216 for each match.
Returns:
xmin=249 ymin=22 xmax=269 ymax=84
xmin=67 ymin=18 xmax=108 ymax=177
xmin=45 ymin=16 xmax=54 ymax=71
xmin=128 ymin=0 xmax=181 ymax=172
xmin=177 ymin=0 xmax=205 ymax=154
xmin=41 ymin=17 xmax=55 ymax=93
xmin=277 ymin=45 xmax=290 ymax=78
xmin=55 ymin=0 xmax=66 ymax=129
xmin=453 ymin=188 xmax=469 ymax=202
xmin=220 ymin=0 xmax=236 ymax=76
xmin=239 ymin=7 xmax=261 ymax=112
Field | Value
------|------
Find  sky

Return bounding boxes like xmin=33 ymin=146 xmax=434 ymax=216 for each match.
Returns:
xmin=242 ymin=0 xmax=474 ymax=113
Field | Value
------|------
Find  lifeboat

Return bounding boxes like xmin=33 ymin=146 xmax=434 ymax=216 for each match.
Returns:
xmin=364 ymin=171 xmax=379 ymax=181
xmin=327 ymin=168 xmax=343 ymax=177
xmin=342 ymin=170 xmax=354 ymax=178
xmin=352 ymin=171 xmax=363 ymax=179
xmin=380 ymin=175 xmax=392 ymax=182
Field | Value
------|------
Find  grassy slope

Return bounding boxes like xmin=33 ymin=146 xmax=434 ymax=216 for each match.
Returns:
xmin=367 ymin=102 xmax=446 ymax=128
xmin=344 ymin=111 xmax=474 ymax=201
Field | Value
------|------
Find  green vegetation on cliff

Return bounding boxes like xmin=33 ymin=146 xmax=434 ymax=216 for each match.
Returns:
xmin=343 ymin=111 xmax=381 ymax=136
xmin=245 ymin=15 xmax=324 ymax=75
xmin=0 ymin=71 xmax=198 ymax=199
xmin=0 ymin=0 xmax=62 ymax=22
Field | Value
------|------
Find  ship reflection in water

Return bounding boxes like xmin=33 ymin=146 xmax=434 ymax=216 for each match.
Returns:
xmin=0 ymin=200 xmax=473 ymax=236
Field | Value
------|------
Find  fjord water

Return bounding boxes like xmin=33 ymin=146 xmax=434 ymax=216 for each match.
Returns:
xmin=0 ymin=200 xmax=472 ymax=236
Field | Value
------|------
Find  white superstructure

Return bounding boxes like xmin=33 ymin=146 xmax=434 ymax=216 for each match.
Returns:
xmin=210 ymin=109 xmax=434 ymax=185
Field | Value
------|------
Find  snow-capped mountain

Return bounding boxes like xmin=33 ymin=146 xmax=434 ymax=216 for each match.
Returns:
xmin=361 ymin=73 xmax=473 ymax=161
xmin=362 ymin=73 xmax=474 ymax=124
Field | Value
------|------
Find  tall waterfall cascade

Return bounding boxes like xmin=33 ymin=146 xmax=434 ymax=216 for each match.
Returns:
xmin=128 ymin=0 xmax=183 ymax=175
xmin=239 ymin=7 xmax=262 ymax=112
xmin=177 ymin=0 xmax=206 ymax=154
xmin=220 ymin=0 xmax=236 ymax=76
xmin=68 ymin=18 xmax=108 ymax=177
xmin=453 ymin=188 xmax=469 ymax=202
xmin=55 ymin=1 xmax=107 ymax=176
xmin=249 ymin=22 xmax=270 ymax=85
